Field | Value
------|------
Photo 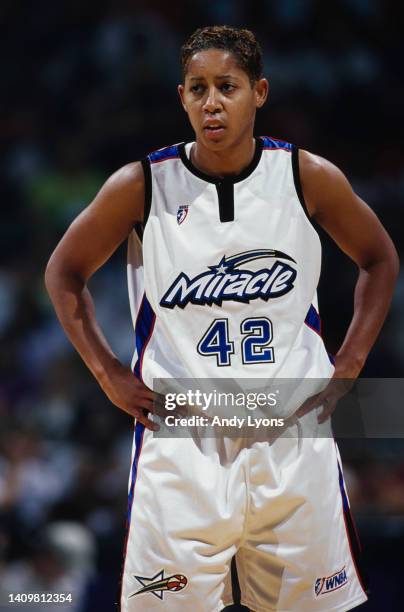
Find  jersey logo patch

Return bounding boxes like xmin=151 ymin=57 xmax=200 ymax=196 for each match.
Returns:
xmin=129 ymin=569 xmax=188 ymax=600
xmin=177 ymin=204 xmax=189 ymax=225
xmin=315 ymin=566 xmax=348 ymax=596
xmin=160 ymin=249 xmax=297 ymax=309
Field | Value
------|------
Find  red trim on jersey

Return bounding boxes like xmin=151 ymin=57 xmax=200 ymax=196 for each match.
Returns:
xmin=150 ymin=156 xmax=180 ymax=164
xmin=262 ymin=146 xmax=291 ymax=152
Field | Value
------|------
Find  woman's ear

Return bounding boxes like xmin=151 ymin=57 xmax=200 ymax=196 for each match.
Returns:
xmin=178 ymin=84 xmax=188 ymax=112
xmin=255 ymin=78 xmax=269 ymax=108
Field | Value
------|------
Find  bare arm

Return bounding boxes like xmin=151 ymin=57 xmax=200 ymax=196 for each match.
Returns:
xmin=45 ymin=161 xmax=157 ymax=430
xmin=296 ymin=150 xmax=399 ymax=420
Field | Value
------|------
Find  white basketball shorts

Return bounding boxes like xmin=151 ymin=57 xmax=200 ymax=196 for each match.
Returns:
xmin=119 ymin=422 xmax=368 ymax=611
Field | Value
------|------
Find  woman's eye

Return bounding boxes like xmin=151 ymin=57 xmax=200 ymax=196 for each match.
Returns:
xmin=191 ymin=85 xmax=203 ymax=93
xmin=222 ymin=83 xmax=235 ymax=92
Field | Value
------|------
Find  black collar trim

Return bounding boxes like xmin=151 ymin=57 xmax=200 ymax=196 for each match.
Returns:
xmin=178 ymin=137 xmax=264 ymax=184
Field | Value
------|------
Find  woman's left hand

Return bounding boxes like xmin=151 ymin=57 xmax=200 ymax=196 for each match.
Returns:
xmin=295 ymin=355 xmax=361 ymax=423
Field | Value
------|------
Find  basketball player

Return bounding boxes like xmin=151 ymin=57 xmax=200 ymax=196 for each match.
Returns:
xmin=45 ymin=26 xmax=398 ymax=612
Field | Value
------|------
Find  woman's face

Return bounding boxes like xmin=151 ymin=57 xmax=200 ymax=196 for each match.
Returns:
xmin=178 ymin=49 xmax=268 ymax=151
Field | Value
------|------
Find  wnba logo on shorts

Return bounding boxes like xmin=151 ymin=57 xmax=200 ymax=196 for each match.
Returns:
xmin=315 ymin=566 xmax=348 ymax=596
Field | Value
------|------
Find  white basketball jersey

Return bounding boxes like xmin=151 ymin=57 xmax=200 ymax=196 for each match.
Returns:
xmin=127 ymin=136 xmax=334 ymax=389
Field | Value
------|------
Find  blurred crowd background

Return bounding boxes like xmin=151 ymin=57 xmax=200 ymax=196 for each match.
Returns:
xmin=1 ymin=1 xmax=403 ymax=610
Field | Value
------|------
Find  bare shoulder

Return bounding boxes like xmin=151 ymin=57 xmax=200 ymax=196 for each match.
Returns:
xmin=296 ymin=149 xmax=398 ymax=270
xmin=77 ymin=159 xmax=147 ymax=229
xmin=299 ymin=149 xmax=336 ymax=174
xmin=298 ymin=149 xmax=355 ymax=219
xmin=105 ymin=160 xmax=144 ymax=187
xmin=99 ymin=160 xmax=145 ymax=217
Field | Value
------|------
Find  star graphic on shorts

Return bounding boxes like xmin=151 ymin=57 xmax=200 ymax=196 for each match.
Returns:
xmin=129 ymin=569 xmax=166 ymax=600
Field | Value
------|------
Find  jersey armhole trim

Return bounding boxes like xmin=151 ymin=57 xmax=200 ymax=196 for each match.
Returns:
xmin=141 ymin=157 xmax=152 ymax=226
xmin=291 ymin=145 xmax=311 ymax=221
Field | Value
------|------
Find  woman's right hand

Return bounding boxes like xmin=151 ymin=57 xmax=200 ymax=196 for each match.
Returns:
xmin=100 ymin=360 xmax=158 ymax=430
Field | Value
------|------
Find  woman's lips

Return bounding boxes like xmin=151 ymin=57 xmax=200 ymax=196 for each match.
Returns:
xmin=204 ymin=126 xmax=226 ymax=138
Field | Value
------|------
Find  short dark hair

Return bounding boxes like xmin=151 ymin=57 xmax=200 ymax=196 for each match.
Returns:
xmin=180 ymin=25 xmax=263 ymax=85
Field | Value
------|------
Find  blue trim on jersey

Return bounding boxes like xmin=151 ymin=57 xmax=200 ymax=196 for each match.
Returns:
xmin=127 ymin=421 xmax=145 ymax=523
xmin=304 ymin=304 xmax=321 ymax=335
xmin=134 ymin=294 xmax=156 ymax=380
xmin=304 ymin=306 xmax=335 ymax=366
xmin=261 ymin=136 xmax=292 ymax=151
xmin=149 ymin=144 xmax=180 ymax=163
